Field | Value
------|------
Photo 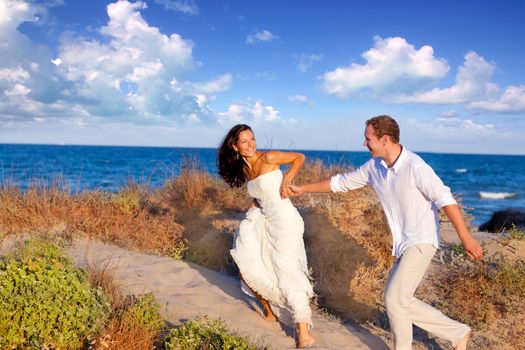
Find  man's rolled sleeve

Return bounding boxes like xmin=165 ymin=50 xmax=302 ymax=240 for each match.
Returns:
xmin=330 ymin=174 xmax=348 ymax=192
xmin=434 ymin=188 xmax=457 ymax=208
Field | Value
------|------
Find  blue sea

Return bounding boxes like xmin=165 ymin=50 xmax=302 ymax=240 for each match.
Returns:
xmin=1 ymin=144 xmax=523 ymax=227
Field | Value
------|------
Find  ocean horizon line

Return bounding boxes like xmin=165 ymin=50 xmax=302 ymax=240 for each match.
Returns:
xmin=1 ymin=142 xmax=524 ymax=158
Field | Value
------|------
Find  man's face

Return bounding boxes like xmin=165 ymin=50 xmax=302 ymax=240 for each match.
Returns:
xmin=363 ymin=124 xmax=385 ymax=158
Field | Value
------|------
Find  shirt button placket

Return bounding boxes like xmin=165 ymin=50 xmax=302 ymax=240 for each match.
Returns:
xmin=388 ymin=168 xmax=399 ymax=256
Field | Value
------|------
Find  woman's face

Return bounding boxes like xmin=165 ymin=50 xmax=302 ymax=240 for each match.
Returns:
xmin=233 ymin=129 xmax=256 ymax=157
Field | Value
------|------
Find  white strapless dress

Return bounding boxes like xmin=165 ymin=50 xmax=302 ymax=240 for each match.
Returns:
xmin=230 ymin=169 xmax=314 ymax=326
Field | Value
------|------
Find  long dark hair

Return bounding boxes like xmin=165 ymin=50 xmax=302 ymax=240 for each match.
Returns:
xmin=217 ymin=124 xmax=253 ymax=187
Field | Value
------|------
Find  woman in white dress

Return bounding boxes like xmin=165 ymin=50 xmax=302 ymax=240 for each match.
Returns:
xmin=217 ymin=124 xmax=315 ymax=348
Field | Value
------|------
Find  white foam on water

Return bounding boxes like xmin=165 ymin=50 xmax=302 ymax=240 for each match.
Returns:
xmin=479 ymin=191 xmax=516 ymax=199
xmin=455 ymin=168 xmax=467 ymax=173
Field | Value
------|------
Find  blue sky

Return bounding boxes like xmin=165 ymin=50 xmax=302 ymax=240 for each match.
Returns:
xmin=1 ymin=0 xmax=524 ymax=154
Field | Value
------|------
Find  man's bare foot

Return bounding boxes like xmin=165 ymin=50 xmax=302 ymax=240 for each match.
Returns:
xmin=454 ymin=331 xmax=471 ymax=350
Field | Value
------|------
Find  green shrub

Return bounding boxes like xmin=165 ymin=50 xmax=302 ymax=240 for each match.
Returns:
xmin=0 ymin=240 xmax=109 ymax=349
xmin=164 ymin=316 xmax=261 ymax=350
xmin=110 ymin=187 xmax=142 ymax=214
xmin=120 ymin=293 xmax=165 ymax=333
xmin=94 ymin=293 xmax=165 ymax=349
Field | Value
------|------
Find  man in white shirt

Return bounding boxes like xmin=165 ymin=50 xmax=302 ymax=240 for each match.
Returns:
xmin=289 ymin=115 xmax=483 ymax=350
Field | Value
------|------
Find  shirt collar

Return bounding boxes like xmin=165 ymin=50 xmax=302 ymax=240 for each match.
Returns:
xmin=380 ymin=145 xmax=406 ymax=173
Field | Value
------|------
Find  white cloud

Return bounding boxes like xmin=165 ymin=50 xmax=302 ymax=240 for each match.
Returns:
xmin=251 ymin=101 xmax=280 ymax=122
xmin=288 ymin=94 xmax=314 ymax=106
xmin=126 ymin=60 xmax=164 ymax=82
xmin=439 ymin=110 xmax=459 ymax=119
xmin=4 ymin=83 xmax=31 ymax=96
xmin=288 ymin=95 xmax=308 ymax=103
xmin=0 ymin=0 xmax=232 ymax=127
xmin=246 ymin=30 xmax=278 ymax=44
xmin=436 ymin=117 xmax=495 ymax=134
xmin=153 ymin=0 xmax=198 ymax=15
xmin=298 ymin=53 xmax=323 ymax=73
xmin=0 ymin=66 xmax=30 ymax=82
xmin=409 ymin=115 xmax=495 ymax=137
xmin=0 ymin=1 xmax=102 ymax=121
xmin=468 ymin=85 xmax=525 ymax=113
xmin=397 ymin=51 xmax=525 ymax=113
xmin=195 ymin=94 xmax=207 ymax=108
xmin=321 ymin=36 xmax=449 ymax=97
xmin=217 ymin=104 xmax=244 ymax=124
xmin=0 ymin=0 xmax=65 ymax=120
xmin=398 ymin=51 xmax=498 ymax=104
xmin=0 ymin=0 xmax=41 ymax=28
xmin=217 ymin=101 xmax=282 ymax=125
xmin=185 ymin=113 xmax=200 ymax=123
xmin=183 ymin=74 xmax=233 ymax=95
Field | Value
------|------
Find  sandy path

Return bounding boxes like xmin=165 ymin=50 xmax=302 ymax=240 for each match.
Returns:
xmin=68 ymin=238 xmax=389 ymax=349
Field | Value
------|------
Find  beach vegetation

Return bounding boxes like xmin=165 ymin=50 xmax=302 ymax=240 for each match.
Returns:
xmin=423 ymin=249 xmax=525 ymax=348
xmin=152 ymin=160 xmax=249 ymax=270
xmin=0 ymin=240 xmax=108 ymax=349
xmin=93 ymin=293 xmax=165 ymax=350
xmin=0 ymin=158 xmax=521 ymax=349
xmin=164 ymin=316 xmax=269 ymax=350
xmin=0 ymin=178 xmax=186 ymax=258
xmin=507 ymin=224 xmax=525 ymax=241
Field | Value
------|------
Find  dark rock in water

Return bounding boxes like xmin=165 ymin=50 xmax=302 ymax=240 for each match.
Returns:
xmin=479 ymin=209 xmax=525 ymax=232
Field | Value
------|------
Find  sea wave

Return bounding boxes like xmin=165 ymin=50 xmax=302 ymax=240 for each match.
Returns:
xmin=455 ymin=168 xmax=467 ymax=173
xmin=479 ymin=191 xmax=516 ymax=199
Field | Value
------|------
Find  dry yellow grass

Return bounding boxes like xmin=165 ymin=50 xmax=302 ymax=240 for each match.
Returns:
xmin=150 ymin=164 xmax=250 ymax=270
xmin=85 ymin=257 xmax=164 ymax=350
xmin=0 ymin=180 xmax=184 ymax=257
xmin=93 ymin=320 xmax=159 ymax=350
xmin=2 ymin=159 xmax=523 ymax=349
xmin=418 ymin=250 xmax=525 ymax=349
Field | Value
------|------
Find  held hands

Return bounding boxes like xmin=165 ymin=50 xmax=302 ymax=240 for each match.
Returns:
xmin=280 ymin=183 xmax=293 ymax=199
xmin=279 ymin=183 xmax=304 ymax=198
xmin=287 ymin=184 xmax=304 ymax=196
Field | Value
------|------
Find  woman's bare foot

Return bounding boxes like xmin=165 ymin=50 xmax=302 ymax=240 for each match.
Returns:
xmin=297 ymin=323 xmax=315 ymax=348
xmin=262 ymin=308 xmax=279 ymax=322
xmin=261 ymin=300 xmax=279 ymax=322
xmin=263 ymin=312 xmax=279 ymax=322
xmin=454 ymin=331 xmax=471 ymax=350
xmin=240 ymin=274 xmax=279 ymax=322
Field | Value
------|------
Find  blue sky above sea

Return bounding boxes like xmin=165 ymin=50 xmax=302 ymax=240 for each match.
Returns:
xmin=1 ymin=0 xmax=524 ymax=155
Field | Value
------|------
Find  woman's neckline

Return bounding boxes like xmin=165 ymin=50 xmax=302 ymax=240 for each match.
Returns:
xmin=247 ymin=169 xmax=281 ymax=183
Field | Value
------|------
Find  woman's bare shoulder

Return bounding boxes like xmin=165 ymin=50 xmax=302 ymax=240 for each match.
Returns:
xmin=259 ymin=150 xmax=289 ymax=164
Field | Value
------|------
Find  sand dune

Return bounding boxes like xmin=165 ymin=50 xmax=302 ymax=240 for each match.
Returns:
xmin=2 ymin=222 xmax=520 ymax=349
xmin=68 ymin=238 xmax=389 ymax=349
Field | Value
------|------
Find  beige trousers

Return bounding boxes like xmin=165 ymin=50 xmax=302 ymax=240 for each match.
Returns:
xmin=385 ymin=244 xmax=471 ymax=350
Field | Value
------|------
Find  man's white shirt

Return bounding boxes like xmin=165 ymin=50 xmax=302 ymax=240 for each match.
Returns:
xmin=330 ymin=147 xmax=456 ymax=257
